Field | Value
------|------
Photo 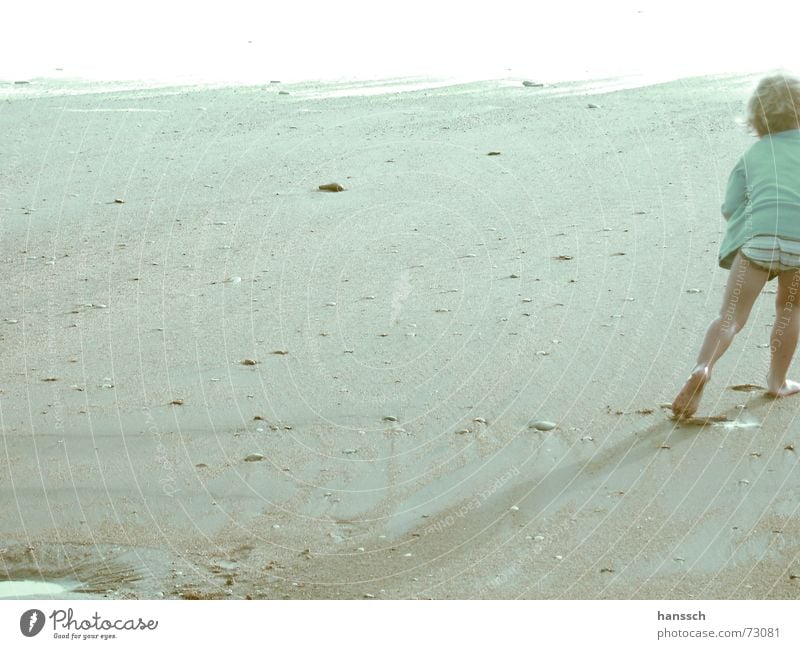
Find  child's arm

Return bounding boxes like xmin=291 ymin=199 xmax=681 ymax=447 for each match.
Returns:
xmin=721 ymin=158 xmax=746 ymax=220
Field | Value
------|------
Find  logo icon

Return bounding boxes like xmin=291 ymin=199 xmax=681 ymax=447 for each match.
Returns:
xmin=20 ymin=609 xmax=45 ymax=637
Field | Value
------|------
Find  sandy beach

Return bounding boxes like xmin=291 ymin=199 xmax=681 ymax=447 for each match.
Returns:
xmin=1 ymin=72 xmax=799 ymax=600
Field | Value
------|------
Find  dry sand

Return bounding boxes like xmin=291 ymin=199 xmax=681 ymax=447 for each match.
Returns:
xmin=1 ymin=73 xmax=799 ymax=599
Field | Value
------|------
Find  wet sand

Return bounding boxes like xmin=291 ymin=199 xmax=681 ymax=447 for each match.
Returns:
xmin=1 ymin=73 xmax=799 ymax=599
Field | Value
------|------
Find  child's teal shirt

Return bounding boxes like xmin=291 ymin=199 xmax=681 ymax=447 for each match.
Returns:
xmin=719 ymin=128 xmax=800 ymax=268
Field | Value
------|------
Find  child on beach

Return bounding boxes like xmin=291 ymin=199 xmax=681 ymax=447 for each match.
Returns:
xmin=672 ymin=74 xmax=800 ymax=418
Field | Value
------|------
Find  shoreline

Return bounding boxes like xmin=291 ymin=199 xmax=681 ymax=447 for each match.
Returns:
xmin=1 ymin=67 xmax=773 ymax=102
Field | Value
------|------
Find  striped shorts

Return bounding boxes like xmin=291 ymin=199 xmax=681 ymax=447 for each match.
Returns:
xmin=740 ymin=235 xmax=800 ymax=279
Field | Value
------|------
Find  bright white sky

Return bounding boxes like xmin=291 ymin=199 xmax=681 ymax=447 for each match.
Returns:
xmin=2 ymin=0 xmax=799 ymax=83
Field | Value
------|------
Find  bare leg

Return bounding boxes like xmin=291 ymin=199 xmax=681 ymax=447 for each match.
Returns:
xmin=672 ymin=253 xmax=769 ymax=417
xmin=767 ymin=266 xmax=800 ymax=396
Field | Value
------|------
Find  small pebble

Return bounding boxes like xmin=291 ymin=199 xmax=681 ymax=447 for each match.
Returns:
xmin=530 ymin=420 xmax=557 ymax=431
xmin=240 ymin=359 xmax=258 ymax=365
xmin=587 ymin=103 xmax=600 ymax=109
xmin=686 ymin=288 xmax=702 ymax=293
xmin=383 ymin=415 xmax=398 ymax=422
xmin=510 ymin=506 xmax=519 ymax=512
xmin=522 ymin=81 xmax=544 ymax=87
xmin=245 ymin=453 xmax=265 ymax=462
xmin=319 ymin=183 xmax=345 ymax=192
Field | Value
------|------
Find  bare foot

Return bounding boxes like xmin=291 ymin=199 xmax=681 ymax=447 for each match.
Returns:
xmin=765 ymin=379 xmax=800 ymax=398
xmin=672 ymin=366 xmax=710 ymax=419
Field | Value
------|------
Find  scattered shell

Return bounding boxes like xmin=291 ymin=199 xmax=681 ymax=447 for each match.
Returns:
xmin=434 ymin=308 xmax=450 ymax=313
xmin=660 ymin=444 xmax=671 ymax=450
xmin=325 ymin=301 xmax=337 ymax=307
xmin=170 ymin=399 xmax=184 ymax=406
xmin=244 ymin=453 xmax=265 ymax=462
xmin=554 ymin=255 xmax=573 ymax=261
xmin=455 ymin=429 xmax=470 ymax=435
xmin=319 ymin=183 xmax=345 ymax=192
xmin=522 ymin=298 xmax=532 ymax=303
xmin=510 ymin=506 xmax=519 ymax=512
xmin=686 ymin=288 xmax=702 ymax=294
xmin=383 ymin=415 xmax=398 ymax=422
xmin=113 ymin=198 xmax=125 ymax=204
xmin=533 ymin=535 xmax=545 ymax=541
xmin=270 ymin=350 xmax=289 ymax=355
xmin=42 ymin=377 xmax=58 ymax=382
xmin=509 ymin=273 xmax=520 ymax=279
xmin=587 ymin=103 xmax=600 ymax=109
xmin=522 ymin=81 xmax=544 ymax=88
xmin=363 ymin=593 xmax=375 ymax=599
xmin=195 ymin=463 xmax=208 ymax=468
xmin=600 ymin=567 xmax=614 ymax=574
xmin=530 ymin=420 xmax=557 ymax=431
xmin=223 ymin=276 xmax=242 ymax=284
xmin=343 ymin=449 xmax=358 ymax=455
xmin=785 ymin=443 xmax=795 ymax=451
xmin=487 ymin=151 xmax=501 ymax=156
xmin=581 ymin=435 xmax=594 ymax=441
xmin=240 ymin=359 xmax=258 ymax=366
xmin=473 ymin=417 xmax=487 ymax=424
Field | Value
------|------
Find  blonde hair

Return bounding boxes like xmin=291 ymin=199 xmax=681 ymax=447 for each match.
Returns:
xmin=747 ymin=74 xmax=800 ymax=136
